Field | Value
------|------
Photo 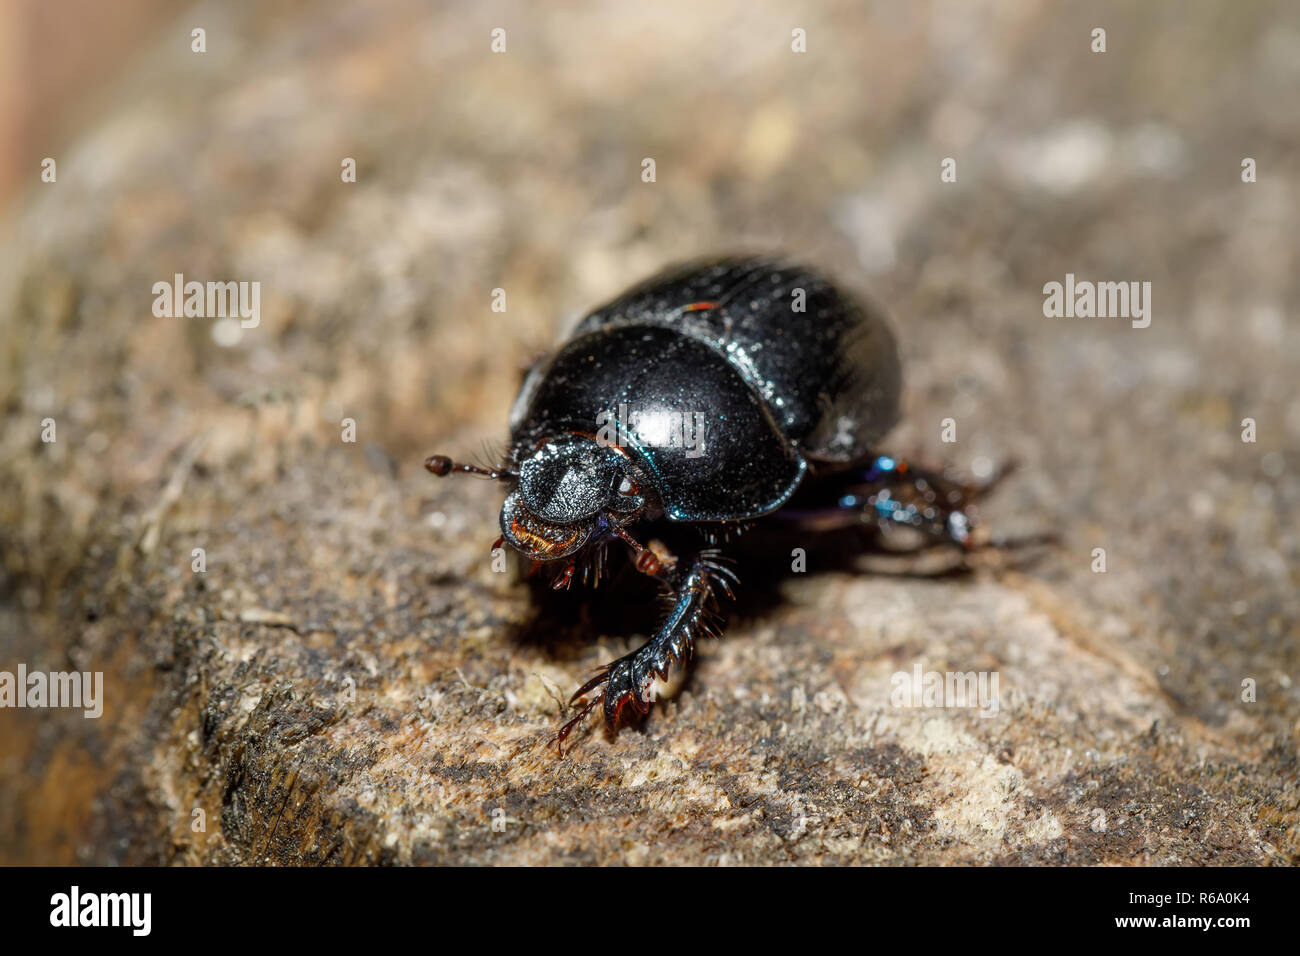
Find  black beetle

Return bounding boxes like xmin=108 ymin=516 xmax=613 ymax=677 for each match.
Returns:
xmin=427 ymin=256 xmax=1004 ymax=747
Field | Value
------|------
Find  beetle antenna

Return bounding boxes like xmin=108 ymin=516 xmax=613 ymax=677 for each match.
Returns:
xmin=424 ymin=454 xmax=517 ymax=480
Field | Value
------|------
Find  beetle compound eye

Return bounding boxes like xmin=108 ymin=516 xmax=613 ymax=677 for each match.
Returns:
xmin=608 ymin=472 xmax=644 ymax=515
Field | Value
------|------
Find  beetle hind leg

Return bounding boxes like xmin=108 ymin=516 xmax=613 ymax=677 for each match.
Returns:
xmin=552 ymin=552 xmax=735 ymax=751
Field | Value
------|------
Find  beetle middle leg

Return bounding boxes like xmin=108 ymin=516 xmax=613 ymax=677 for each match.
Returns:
xmin=777 ymin=454 xmax=980 ymax=548
xmin=851 ymin=454 xmax=988 ymax=548
xmin=553 ymin=549 xmax=736 ymax=750
xmin=784 ymin=454 xmax=1054 ymax=562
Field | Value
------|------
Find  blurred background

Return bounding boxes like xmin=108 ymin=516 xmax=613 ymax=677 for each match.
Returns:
xmin=0 ymin=0 xmax=1296 ymax=865
xmin=0 ymin=0 xmax=175 ymax=210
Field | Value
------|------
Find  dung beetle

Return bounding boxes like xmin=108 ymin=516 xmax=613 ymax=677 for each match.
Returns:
xmin=427 ymin=256 xmax=1007 ymax=748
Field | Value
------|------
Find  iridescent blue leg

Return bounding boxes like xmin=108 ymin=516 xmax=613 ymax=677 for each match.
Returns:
xmin=780 ymin=453 xmax=997 ymax=548
xmin=853 ymin=454 xmax=982 ymax=546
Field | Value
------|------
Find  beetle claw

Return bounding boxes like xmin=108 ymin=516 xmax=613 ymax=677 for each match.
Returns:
xmin=568 ymin=666 xmax=613 ymax=705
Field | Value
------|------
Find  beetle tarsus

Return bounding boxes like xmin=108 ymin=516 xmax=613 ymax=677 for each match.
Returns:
xmin=552 ymin=694 xmax=601 ymax=753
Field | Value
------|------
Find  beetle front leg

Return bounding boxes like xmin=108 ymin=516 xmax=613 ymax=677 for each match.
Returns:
xmin=553 ymin=550 xmax=737 ymax=750
xmin=609 ymin=526 xmax=677 ymax=579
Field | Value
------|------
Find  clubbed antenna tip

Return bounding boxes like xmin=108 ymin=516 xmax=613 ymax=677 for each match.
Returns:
xmin=424 ymin=455 xmax=453 ymax=476
xmin=424 ymin=454 xmax=515 ymax=480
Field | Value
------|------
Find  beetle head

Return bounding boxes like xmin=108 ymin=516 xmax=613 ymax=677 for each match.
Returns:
xmin=499 ymin=435 xmax=644 ymax=561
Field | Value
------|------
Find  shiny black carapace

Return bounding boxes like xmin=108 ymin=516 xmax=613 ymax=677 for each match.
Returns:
xmin=427 ymin=257 xmax=996 ymax=748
